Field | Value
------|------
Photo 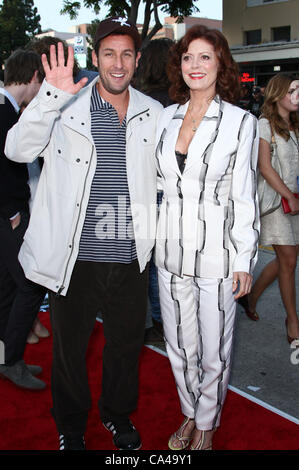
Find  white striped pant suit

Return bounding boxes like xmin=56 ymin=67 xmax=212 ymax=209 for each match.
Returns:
xmin=155 ymin=98 xmax=259 ymax=431
xmin=158 ymin=268 xmax=236 ymax=431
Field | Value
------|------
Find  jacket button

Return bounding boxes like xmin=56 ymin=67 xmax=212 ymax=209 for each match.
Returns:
xmin=58 ymin=149 xmax=61 ymax=154
xmin=46 ymin=91 xmax=51 ymax=96
xmin=143 ymin=138 xmax=147 ymax=142
xmin=139 ymin=117 xmax=143 ymax=121
xmin=76 ymin=158 xmax=80 ymax=163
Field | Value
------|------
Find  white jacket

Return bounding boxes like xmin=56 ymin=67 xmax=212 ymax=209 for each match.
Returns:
xmin=5 ymin=78 xmax=162 ymax=295
xmin=155 ymin=96 xmax=260 ymax=278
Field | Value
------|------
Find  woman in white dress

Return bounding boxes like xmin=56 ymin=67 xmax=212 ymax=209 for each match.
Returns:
xmin=239 ymin=73 xmax=299 ymax=345
xmin=155 ymin=25 xmax=259 ymax=451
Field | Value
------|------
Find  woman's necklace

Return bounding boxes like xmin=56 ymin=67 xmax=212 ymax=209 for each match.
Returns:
xmin=188 ymin=96 xmax=215 ymax=132
xmin=190 ymin=110 xmax=201 ymax=132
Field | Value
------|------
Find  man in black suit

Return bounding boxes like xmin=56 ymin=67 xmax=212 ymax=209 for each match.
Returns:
xmin=0 ymin=49 xmax=46 ymax=390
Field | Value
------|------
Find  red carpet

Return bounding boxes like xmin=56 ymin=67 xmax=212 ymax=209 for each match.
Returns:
xmin=1 ymin=311 xmax=299 ymax=451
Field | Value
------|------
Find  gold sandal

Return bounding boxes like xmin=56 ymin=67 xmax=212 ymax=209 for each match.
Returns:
xmin=168 ymin=417 xmax=194 ymax=451
xmin=190 ymin=430 xmax=213 ymax=450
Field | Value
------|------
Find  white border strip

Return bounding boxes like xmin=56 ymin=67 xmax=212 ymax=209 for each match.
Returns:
xmin=228 ymin=385 xmax=299 ymax=426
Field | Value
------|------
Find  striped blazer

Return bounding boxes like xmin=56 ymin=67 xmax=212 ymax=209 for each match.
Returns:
xmin=155 ymin=96 xmax=260 ymax=279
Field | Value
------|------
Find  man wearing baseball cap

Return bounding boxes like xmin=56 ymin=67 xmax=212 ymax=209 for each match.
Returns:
xmin=6 ymin=17 xmax=162 ymax=450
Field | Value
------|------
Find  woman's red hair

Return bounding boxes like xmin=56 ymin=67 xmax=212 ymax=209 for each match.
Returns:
xmin=167 ymin=25 xmax=240 ymax=105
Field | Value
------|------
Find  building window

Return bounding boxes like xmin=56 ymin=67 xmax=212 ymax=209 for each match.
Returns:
xmin=271 ymin=26 xmax=291 ymax=42
xmin=244 ymin=29 xmax=262 ymax=45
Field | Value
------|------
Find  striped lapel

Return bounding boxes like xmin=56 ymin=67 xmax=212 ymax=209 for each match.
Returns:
xmin=184 ymin=96 xmax=222 ymax=174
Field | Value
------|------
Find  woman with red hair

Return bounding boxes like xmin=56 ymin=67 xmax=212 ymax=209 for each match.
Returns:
xmin=155 ymin=25 xmax=259 ymax=450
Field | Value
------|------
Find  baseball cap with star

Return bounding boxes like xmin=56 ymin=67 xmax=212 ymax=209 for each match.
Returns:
xmin=93 ymin=17 xmax=142 ymax=51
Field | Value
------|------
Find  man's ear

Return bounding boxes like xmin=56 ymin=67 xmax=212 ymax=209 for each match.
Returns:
xmin=135 ymin=51 xmax=141 ymax=69
xmin=30 ymin=69 xmax=40 ymax=84
xmin=92 ymin=50 xmax=98 ymax=69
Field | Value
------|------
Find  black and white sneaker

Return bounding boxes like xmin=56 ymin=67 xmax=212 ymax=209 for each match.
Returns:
xmin=103 ymin=419 xmax=141 ymax=450
xmin=59 ymin=434 xmax=86 ymax=450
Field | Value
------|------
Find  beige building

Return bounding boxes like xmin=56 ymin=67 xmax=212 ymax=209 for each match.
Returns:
xmin=149 ymin=16 xmax=222 ymax=41
xmin=36 ymin=25 xmax=89 ymax=45
xmin=223 ymin=0 xmax=299 ymax=86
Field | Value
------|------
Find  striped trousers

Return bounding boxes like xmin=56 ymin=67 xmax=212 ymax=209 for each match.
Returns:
xmin=158 ymin=268 xmax=236 ymax=430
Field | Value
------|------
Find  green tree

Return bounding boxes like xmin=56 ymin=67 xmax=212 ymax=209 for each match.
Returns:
xmin=61 ymin=0 xmax=200 ymax=46
xmin=0 ymin=0 xmax=41 ymax=69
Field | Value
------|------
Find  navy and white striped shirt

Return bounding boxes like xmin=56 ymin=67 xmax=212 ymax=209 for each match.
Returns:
xmin=77 ymin=84 xmax=137 ymax=263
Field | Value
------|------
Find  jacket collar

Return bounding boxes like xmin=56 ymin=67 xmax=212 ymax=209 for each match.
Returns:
xmin=62 ymin=79 xmax=150 ymax=140
xmin=160 ymin=95 xmax=223 ymax=177
xmin=61 ymin=76 xmax=98 ymax=140
xmin=127 ymin=85 xmax=151 ymax=123
xmin=174 ymin=94 xmax=221 ymax=120
xmin=0 ymin=88 xmax=20 ymax=113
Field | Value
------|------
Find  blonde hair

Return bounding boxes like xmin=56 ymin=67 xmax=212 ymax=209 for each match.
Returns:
xmin=261 ymin=73 xmax=299 ymax=141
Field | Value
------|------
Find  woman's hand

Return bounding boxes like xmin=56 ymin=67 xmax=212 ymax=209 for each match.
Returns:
xmin=41 ymin=42 xmax=88 ymax=95
xmin=232 ymin=272 xmax=253 ymax=299
xmin=287 ymin=194 xmax=299 ymax=215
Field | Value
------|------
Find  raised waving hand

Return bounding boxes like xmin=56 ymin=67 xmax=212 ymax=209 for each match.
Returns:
xmin=41 ymin=42 xmax=88 ymax=95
